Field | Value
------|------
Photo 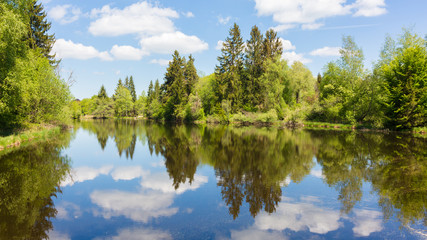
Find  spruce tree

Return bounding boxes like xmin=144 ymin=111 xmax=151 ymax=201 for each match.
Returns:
xmin=98 ymin=85 xmax=108 ymax=99
xmin=215 ymin=23 xmax=245 ymax=112
xmin=147 ymin=80 xmax=154 ymax=103
xmin=263 ymin=29 xmax=283 ymax=60
xmin=244 ymin=25 xmax=264 ymax=107
xmin=128 ymin=76 xmax=137 ymax=102
xmin=162 ymin=50 xmax=186 ymax=120
xmin=184 ymin=55 xmax=198 ymax=97
xmin=27 ymin=0 xmax=57 ymax=65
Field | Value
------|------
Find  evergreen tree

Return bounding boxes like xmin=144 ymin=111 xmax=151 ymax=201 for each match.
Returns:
xmin=162 ymin=50 xmax=186 ymax=120
xmin=184 ymin=55 xmax=198 ymax=98
xmin=263 ymin=29 xmax=283 ymax=60
xmin=98 ymin=85 xmax=108 ymax=99
xmin=244 ymin=25 xmax=264 ymax=108
xmin=147 ymin=80 xmax=154 ymax=103
xmin=215 ymin=23 xmax=245 ymax=112
xmin=128 ymin=75 xmax=137 ymax=102
xmin=27 ymin=0 xmax=57 ymax=65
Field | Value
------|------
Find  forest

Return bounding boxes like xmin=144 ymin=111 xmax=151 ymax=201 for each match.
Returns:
xmin=0 ymin=0 xmax=426 ymax=132
xmin=0 ymin=0 xmax=72 ymax=131
xmin=73 ymin=23 xmax=427 ymax=130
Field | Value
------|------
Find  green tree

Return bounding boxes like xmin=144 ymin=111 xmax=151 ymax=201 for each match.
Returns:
xmin=378 ymin=30 xmax=427 ymax=129
xmin=114 ymin=85 xmax=133 ymax=117
xmin=288 ymin=61 xmax=315 ymax=104
xmin=244 ymin=25 xmax=264 ymax=108
xmin=184 ymin=55 xmax=198 ymax=98
xmin=27 ymin=0 xmax=57 ymax=65
xmin=128 ymin=75 xmax=137 ymax=102
xmin=98 ymin=85 xmax=108 ymax=99
xmin=262 ymin=29 xmax=283 ymax=60
xmin=215 ymin=23 xmax=245 ymax=112
xmin=162 ymin=50 xmax=186 ymax=120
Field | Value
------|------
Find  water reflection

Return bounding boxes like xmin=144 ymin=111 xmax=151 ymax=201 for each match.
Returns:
xmin=76 ymin=119 xmax=427 ymax=230
xmin=0 ymin=131 xmax=72 ymax=239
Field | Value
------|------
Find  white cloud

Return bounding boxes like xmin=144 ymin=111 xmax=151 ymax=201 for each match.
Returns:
xmin=140 ymin=172 xmax=208 ymax=194
xmin=150 ymin=59 xmax=171 ymax=66
xmin=89 ymin=2 xmax=178 ymax=37
xmin=184 ymin=11 xmax=194 ymax=18
xmin=52 ymin=39 xmax=113 ymax=61
xmin=49 ymin=5 xmax=81 ymax=24
xmin=254 ymin=200 xmax=342 ymax=234
xmin=110 ymin=45 xmax=148 ymax=60
xmin=310 ymin=46 xmax=341 ymax=57
xmin=103 ymin=228 xmax=172 ymax=240
xmin=310 ymin=169 xmax=325 ymax=178
xmin=352 ymin=209 xmax=383 ymax=237
xmin=91 ymin=189 xmax=178 ymax=223
xmin=56 ymin=201 xmax=82 ymax=220
xmin=61 ymin=165 xmax=113 ymax=186
xmin=218 ymin=15 xmax=231 ymax=25
xmin=279 ymin=38 xmax=296 ymax=51
xmin=140 ymin=31 xmax=208 ymax=54
xmin=216 ymin=40 xmax=224 ymax=50
xmin=352 ymin=0 xmax=387 ymax=17
xmin=111 ymin=166 xmax=148 ymax=181
xmin=282 ymin=51 xmax=312 ymax=65
xmin=254 ymin=0 xmax=387 ymax=31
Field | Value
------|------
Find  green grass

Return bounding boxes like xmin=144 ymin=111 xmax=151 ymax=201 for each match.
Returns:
xmin=303 ymin=121 xmax=355 ymax=130
xmin=0 ymin=125 xmax=61 ymax=151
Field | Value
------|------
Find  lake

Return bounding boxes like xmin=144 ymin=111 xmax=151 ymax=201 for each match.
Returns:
xmin=0 ymin=119 xmax=426 ymax=239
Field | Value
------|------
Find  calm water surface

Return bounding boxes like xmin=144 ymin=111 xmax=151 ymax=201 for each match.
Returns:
xmin=0 ymin=120 xmax=426 ymax=239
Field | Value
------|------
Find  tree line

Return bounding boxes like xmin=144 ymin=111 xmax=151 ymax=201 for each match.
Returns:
xmin=0 ymin=0 xmax=72 ymax=130
xmin=75 ymin=23 xmax=426 ymax=130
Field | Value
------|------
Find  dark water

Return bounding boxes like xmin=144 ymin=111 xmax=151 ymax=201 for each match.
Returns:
xmin=0 ymin=120 xmax=426 ymax=240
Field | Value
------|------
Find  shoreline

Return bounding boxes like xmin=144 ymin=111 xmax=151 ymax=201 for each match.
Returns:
xmin=0 ymin=125 xmax=66 ymax=151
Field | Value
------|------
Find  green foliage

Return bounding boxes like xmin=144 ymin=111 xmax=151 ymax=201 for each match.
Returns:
xmin=70 ymin=100 xmax=81 ymax=119
xmin=93 ymin=97 xmax=114 ymax=118
xmin=98 ymin=85 xmax=108 ymax=99
xmin=215 ymin=23 xmax=245 ymax=112
xmin=114 ymin=85 xmax=133 ymax=117
xmin=378 ymin=30 xmax=427 ymax=129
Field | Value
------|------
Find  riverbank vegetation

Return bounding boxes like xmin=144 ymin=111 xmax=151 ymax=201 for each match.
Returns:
xmin=74 ymin=23 xmax=426 ymax=131
xmin=0 ymin=1 xmax=72 ymax=134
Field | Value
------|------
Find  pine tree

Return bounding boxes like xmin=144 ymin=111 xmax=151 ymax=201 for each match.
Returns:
xmin=27 ymin=0 xmax=57 ymax=65
xmin=147 ymin=80 xmax=154 ymax=103
xmin=128 ymin=76 xmax=137 ymax=102
xmin=215 ymin=23 xmax=245 ymax=112
xmin=244 ymin=25 xmax=264 ymax=108
xmin=124 ymin=76 xmax=129 ymax=89
xmin=98 ymin=85 xmax=108 ymax=99
xmin=263 ymin=29 xmax=283 ymax=60
xmin=184 ymin=55 xmax=198 ymax=97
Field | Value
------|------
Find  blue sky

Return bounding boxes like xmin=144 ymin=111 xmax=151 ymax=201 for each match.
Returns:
xmin=42 ymin=0 xmax=427 ymax=99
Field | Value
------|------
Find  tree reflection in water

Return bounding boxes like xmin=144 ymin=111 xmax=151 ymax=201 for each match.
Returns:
xmin=80 ymin=120 xmax=427 ymax=227
xmin=0 ymin=131 xmax=72 ymax=239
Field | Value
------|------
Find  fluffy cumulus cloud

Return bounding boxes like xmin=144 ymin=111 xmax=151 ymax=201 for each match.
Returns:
xmin=61 ymin=165 xmax=113 ymax=186
xmin=110 ymin=45 xmax=149 ymax=61
xmin=89 ymin=2 xmax=178 ymax=37
xmin=91 ymin=189 xmax=178 ymax=223
xmin=52 ymin=39 xmax=113 ymax=61
xmin=254 ymin=200 xmax=342 ymax=234
xmin=282 ymin=51 xmax=312 ymax=65
xmin=49 ymin=5 xmax=82 ymax=24
xmin=352 ymin=209 xmax=383 ymax=237
xmin=140 ymin=31 xmax=208 ymax=54
xmin=140 ymin=172 xmax=208 ymax=194
xmin=86 ymin=1 xmax=208 ymax=59
xmin=48 ymin=231 xmax=71 ymax=240
xmin=216 ymin=40 xmax=224 ymax=50
xmin=102 ymin=228 xmax=172 ymax=240
xmin=254 ymin=0 xmax=387 ymax=31
xmin=310 ymin=46 xmax=341 ymax=57
xmin=111 ymin=166 xmax=148 ymax=181
xmin=280 ymin=38 xmax=296 ymax=51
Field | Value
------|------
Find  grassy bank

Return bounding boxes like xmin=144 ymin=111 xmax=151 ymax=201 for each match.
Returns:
xmin=0 ymin=125 xmax=62 ymax=151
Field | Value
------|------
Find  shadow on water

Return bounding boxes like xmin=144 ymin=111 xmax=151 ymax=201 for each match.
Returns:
xmin=76 ymin=119 xmax=427 ymax=227
xmin=0 ymin=131 xmax=73 ymax=240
